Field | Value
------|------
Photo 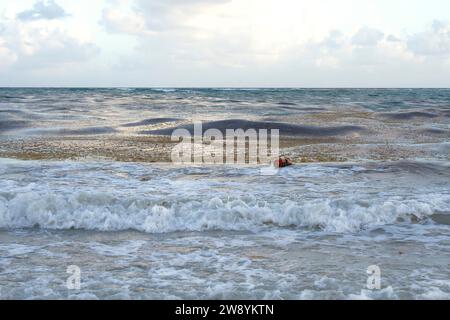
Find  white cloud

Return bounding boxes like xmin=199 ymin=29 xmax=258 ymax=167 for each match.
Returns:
xmin=407 ymin=20 xmax=450 ymax=56
xmin=0 ymin=39 xmax=17 ymax=70
xmin=321 ymin=30 xmax=345 ymax=49
xmin=16 ymin=0 xmax=68 ymax=21
xmin=101 ymin=0 xmax=229 ymax=35
xmin=352 ymin=27 xmax=385 ymax=46
xmin=12 ymin=27 xmax=99 ymax=69
xmin=101 ymin=0 xmax=147 ymax=35
xmin=0 ymin=4 xmax=99 ymax=73
xmin=386 ymin=34 xmax=401 ymax=42
xmin=97 ymin=0 xmax=450 ymax=86
xmin=101 ymin=1 xmax=409 ymax=72
xmin=2 ymin=0 xmax=450 ymax=86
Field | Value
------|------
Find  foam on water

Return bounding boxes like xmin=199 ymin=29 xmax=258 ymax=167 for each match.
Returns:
xmin=0 ymin=159 xmax=449 ymax=234
xmin=1 ymin=88 xmax=449 ymax=299
xmin=1 ymin=226 xmax=449 ymax=299
xmin=0 ymin=189 xmax=449 ymax=233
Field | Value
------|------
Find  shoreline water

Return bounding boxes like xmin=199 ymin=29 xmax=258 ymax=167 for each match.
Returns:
xmin=1 ymin=88 xmax=449 ymax=299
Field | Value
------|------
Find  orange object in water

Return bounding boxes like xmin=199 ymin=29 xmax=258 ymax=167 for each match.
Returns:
xmin=275 ymin=156 xmax=293 ymax=168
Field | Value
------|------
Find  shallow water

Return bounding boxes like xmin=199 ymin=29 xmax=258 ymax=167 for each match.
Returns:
xmin=0 ymin=88 xmax=449 ymax=299
xmin=0 ymin=158 xmax=449 ymax=299
xmin=1 ymin=88 xmax=449 ymax=138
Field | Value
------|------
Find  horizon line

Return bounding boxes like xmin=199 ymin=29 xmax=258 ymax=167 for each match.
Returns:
xmin=1 ymin=86 xmax=450 ymax=89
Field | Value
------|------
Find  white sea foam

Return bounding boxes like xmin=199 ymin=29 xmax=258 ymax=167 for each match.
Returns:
xmin=0 ymin=159 xmax=449 ymax=234
xmin=0 ymin=189 xmax=448 ymax=233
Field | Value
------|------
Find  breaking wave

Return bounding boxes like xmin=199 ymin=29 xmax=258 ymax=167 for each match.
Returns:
xmin=0 ymin=190 xmax=448 ymax=233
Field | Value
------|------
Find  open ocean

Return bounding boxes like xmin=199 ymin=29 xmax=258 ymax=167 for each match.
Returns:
xmin=0 ymin=88 xmax=449 ymax=299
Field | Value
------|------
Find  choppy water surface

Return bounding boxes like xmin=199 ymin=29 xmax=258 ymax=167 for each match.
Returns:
xmin=1 ymin=88 xmax=450 ymax=136
xmin=0 ymin=89 xmax=449 ymax=299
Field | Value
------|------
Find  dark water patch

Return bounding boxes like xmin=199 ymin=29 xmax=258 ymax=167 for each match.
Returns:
xmin=0 ymin=95 xmax=30 ymax=101
xmin=122 ymin=118 xmax=181 ymax=127
xmin=0 ymin=95 xmax=17 ymax=99
xmin=380 ymin=111 xmax=439 ymax=120
xmin=56 ymin=127 xmax=118 ymax=135
xmin=263 ymin=117 xmax=284 ymax=122
xmin=42 ymin=106 xmax=73 ymax=112
xmin=357 ymin=161 xmax=450 ymax=177
xmin=140 ymin=119 xmax=366 ymax=137
xmin=299 ymin=107 xmax=327 ymax=111
xmin=277 ymin=105 xmax=298 ymax=111
xmin=0 ymin=120 xmax=29 ymax=133
xmin=0 ymin=109 xmax=27 ymax=115
xmin=30 ymin=126 xmax=118 ymax=136
xmin=277 ymin=106 xmax=325 ymax=112
xmin=431 ymin=213 xmax=450 ymax=226
xmin=277 ymin=102 xmax=297 ymax=106
xmin=0 ymin=109 xmax=46 ymax=121
xmin=422 ymin=128 xmax=449 ymax=135
xmin=0 ymin=109 xmax=32 ymax=122
xmin=385 ymin=100 xmax=405 ymax=106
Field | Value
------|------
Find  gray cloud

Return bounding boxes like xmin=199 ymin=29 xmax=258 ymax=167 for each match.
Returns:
xmin=352 ymin=27 xmax=384 ymax=46
xmin=17 ymin=0 xmax=68 ymax=21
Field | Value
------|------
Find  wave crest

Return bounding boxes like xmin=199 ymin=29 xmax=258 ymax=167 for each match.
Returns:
xmin=1 ymin=191 xmax=448 ymax=233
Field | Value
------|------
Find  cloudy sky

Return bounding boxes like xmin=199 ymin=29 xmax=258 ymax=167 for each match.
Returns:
xmin=1 ymin=0 xmax=450 ymax=87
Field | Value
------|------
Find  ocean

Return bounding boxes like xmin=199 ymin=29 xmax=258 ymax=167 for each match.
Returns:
xmin=0 ymin=88 xmax=449 ymax=299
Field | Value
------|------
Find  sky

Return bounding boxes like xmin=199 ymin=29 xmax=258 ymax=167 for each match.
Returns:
xmin=1 ymin=0 xmax=450 ymax=87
